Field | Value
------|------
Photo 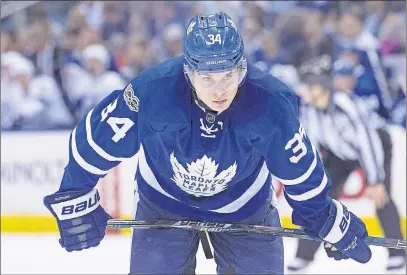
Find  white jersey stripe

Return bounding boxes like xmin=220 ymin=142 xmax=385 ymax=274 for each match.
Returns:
xmin=138 ymin=145 xmax=179 ymax=201
xmin=71 ymin=127 xmax=110 ymax=175
xmin=273 ymin=143 xmax=317 ymax=185
xmin=285 ymin=172 xmax=328 ymax=201
xmin=211 ymin=162 xmax=270 ymax=213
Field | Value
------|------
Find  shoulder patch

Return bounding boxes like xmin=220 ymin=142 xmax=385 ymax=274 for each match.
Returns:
xmin=124 ymin=83 xmax=139 ymax=112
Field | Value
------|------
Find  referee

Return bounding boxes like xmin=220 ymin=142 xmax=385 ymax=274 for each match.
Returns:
xmin=287 ymin=69 xmax=405 ymax=272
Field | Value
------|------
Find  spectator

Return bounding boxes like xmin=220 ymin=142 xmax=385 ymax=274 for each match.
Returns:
xmin=25 ymin=20 xmax=61 ymax=77
xmin=101 ymin=2 xmax=128 ymax=41
xmin=151 ymin=22 xmax=184 ymax=63
xmin=76 ymin=1 xmax=105 ymax=31
xmin=363 ymin=1 xmax=387 ymax=37
xmin=253 ymin=29 xmax=281 ymax=60
xmin=25 ymin=19 xmax=77 ymax=120
xmin=73 ymin=26 xmax=119 ymax=73
xmin=270 ymin=64 xmax=301 ymax=92
xmin=65 ymin=44 xmax=126 ymax=118
xmin=162 ymin=23 xmax=184 ymax=58
xmin=1 ymin=52 xmax=26 ymax=128
xmin=0 ymin=1 xmax=405 ymax=132
xmin=1 ymin=52 xmax=29 ymax=130
xmin=334 ymin=10 xmax=394 ymax=113
xmin=253 ymin=30 xmax=284 ymax=70
xmin=334 ymin=10 xmax=378 ymax=60
xmin=76 ymin=26 xmax=103 ymax=53
xmin=120 ymin=36 xmax=154 ymax=82
xmin=151 ymin=2 xmax=182 ymax=36
xmin=332 ymin=55 xmax=390 ymax=128
xmin=378 ymin=12 xmax=406 ymax=121
xmin=378 ymin=12 xmax=406 ymax=78
xmin=294 ymin=4 xmax=336 ymax=77
xmin=66 ymin=5 xmax=88 ymax=32
xmin=274 ymin=9 xmax=307 ymax=65
xmin=3 ymin=55 xmax=74 ymax=130
xmin=241 ymin=16 xmax=264 ymax=59
xmin=1 ymin=32 xmax=16 ymax=54
xmin=127 ymin=9 xmax=151 ymax=38
xmin=388 ymin=0 xmax=406 ymax=22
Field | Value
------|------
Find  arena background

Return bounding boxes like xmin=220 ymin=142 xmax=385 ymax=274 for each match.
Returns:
xmin=1 ymin=1 xmax=406 ymax=274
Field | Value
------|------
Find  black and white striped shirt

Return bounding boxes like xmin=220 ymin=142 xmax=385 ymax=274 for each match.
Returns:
xmin=300 ymin=91 xmax=385 ymax=185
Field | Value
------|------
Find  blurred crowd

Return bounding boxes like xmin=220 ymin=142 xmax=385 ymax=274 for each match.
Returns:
xmin=1 ymin=1 xmax=406 ymax=131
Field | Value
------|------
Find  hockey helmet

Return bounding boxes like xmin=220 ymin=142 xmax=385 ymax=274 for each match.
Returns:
xmin=183 ymin=12 xmax=246 ymax=73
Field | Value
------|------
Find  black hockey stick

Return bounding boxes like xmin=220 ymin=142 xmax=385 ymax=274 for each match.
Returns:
xmin=107 ymin=219 xmax=406 ymax=250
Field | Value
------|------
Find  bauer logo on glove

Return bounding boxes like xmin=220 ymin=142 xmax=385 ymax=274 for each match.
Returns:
xmin=44 ymin=188 xmax=111 ymax=252
xmin=49 ymin=188 xmax=101 ymax=220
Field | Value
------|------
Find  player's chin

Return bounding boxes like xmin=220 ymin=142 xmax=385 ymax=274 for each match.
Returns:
xmin=211 ymin=99 xmax=230 ymax=112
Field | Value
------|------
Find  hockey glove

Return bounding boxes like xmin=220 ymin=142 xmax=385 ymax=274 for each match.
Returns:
xmin=294 ymin=199 xmax=372 ymax=263
xmin=43 ymin=188 xmax=112 ymax=252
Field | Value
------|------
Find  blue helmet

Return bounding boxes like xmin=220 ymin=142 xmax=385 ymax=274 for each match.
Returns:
xmin=183 ymin=12 xmax=245 ymax=72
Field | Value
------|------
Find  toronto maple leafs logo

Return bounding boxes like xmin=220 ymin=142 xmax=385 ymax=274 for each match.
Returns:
xmin=170 ymin=153 xmax=237 ymax=197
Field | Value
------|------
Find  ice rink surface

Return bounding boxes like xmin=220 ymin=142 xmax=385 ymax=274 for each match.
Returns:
xmin=2 ymin=233 xmax=405 ymax=274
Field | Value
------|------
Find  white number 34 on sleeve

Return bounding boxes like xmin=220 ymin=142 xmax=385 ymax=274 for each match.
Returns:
xmin=101 ymin=98 xmax=134 ymax=142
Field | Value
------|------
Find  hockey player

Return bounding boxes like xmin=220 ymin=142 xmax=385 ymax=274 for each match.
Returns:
xmin=44 ymin=13 xmax=372 ymax=274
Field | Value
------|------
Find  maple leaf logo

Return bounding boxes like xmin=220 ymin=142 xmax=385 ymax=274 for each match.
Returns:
xmin=170 ymin=152 xmax=237 ymax=197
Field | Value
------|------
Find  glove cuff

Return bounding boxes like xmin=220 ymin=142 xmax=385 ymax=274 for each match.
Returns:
xmin=319 ymin=199 xmax=351 ymax=244
xmin=47 ymin=188 xmax=101 ymax=220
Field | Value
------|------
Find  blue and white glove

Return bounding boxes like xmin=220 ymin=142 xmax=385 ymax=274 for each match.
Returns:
xmin=44 ymin=188 xmax=112 ymax=252
xmin=294 ymin=199 xmax=372 ymax=263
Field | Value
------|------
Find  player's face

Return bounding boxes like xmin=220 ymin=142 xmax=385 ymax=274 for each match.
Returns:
xmin=338 ymin=13 xmax=362 ymax=40
xmin=191 ymin=68 xmax=240 ymax=112
xmin=84 ymin=58 xmax=105 ymax=76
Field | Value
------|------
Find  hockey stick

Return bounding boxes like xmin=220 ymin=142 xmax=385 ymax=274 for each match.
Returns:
xmin=107 ymin=219 xmax=406 ymax=250
xmin=198 ymin=231 xmax=214 ymax=259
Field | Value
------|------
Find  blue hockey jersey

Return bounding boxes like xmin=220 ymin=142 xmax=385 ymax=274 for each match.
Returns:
xmin=59 ymin=56 xmax=332 ymax=228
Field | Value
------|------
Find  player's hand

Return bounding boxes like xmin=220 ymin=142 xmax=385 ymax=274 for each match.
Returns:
xmin=318 ymin=200 xmax=372 ymax=263
xmin=364 ymin=183 xmax=389 ymax=209
xmin=43 ymin=188 xmax=112 ymax=252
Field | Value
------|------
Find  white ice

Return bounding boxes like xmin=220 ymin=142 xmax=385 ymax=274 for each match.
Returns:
xmin=1 ymin=233 xmax=405 ymax=274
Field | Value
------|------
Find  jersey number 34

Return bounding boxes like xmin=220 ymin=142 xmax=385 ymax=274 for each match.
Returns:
xmin=101 ymin=98 xmax=134 ymax=142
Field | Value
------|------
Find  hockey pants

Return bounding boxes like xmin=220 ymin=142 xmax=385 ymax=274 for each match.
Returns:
xmin=129 ymin=191 xmax=284 ymax=274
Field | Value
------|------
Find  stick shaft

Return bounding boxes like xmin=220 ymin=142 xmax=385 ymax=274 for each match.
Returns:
xmin=107 ymin=219 xmax=406 ymax=250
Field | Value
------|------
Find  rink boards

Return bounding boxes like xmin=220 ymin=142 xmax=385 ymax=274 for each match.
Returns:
xmin=1 ymin=128 xmax=406 ymax=236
